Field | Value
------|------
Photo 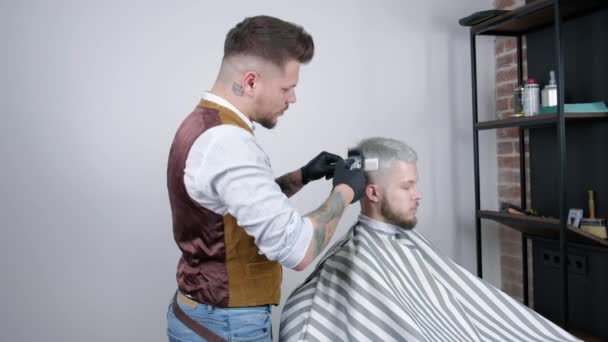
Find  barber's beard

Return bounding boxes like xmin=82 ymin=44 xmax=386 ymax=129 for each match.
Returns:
xmin=258 ymin=117 xmax=276 ymax=129
xmin=380 ymin=198 xmax=417 ymax=230
xmin=256 ymin=111 xmax=278 ymax=129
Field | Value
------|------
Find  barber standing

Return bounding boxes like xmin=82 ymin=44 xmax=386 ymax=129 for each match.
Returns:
xmin=166 ymin=15 xmax=365 ymax=342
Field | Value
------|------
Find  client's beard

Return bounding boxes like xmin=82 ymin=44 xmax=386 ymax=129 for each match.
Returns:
xmin=380 ymin=198 xmax=417 ymax=230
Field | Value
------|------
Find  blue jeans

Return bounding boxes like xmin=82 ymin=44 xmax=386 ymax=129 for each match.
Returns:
xmin=166 ymin=291 xmax=272 ymax=342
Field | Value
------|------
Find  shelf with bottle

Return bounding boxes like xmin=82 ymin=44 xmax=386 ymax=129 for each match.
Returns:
xmin=478 ymin=210 xmax=608 ymax=247
xmin=476 ymin=70 xmax=608 ymax=131
xmin=474 ymin=111 xmax=608 ymax=130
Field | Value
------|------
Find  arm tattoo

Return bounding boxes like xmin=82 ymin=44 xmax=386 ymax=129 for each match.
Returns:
xmin=276 ymin=171 xmax=303 ymax=198
xmin=232 ymin=83 xmax=244 ymax=96
xmin=314 ymin=228 xmax=326 ymax=258
xmin=311 ymin=192 xmax=345 ymax=257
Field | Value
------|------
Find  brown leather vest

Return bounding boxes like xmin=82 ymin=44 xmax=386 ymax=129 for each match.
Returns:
xmin=167 ymin=99 xmax=281 ymax=307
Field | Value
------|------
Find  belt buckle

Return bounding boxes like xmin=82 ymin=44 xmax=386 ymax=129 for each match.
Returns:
xmin=179 ymin=293 xmax=199 ymax=308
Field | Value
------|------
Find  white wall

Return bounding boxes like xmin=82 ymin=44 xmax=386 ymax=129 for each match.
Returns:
xmin=1 ymin=0 xmax=497 ymax=341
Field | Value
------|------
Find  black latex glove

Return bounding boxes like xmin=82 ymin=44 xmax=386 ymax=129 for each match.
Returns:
xmin=332 ymin=159 xmax=366 ymax=203
xmin=300 ymin=151 xmax=342 ymax=185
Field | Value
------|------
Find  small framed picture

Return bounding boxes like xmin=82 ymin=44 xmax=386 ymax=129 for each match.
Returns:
xmin=567 ymin=209 xmax=583 ymax=228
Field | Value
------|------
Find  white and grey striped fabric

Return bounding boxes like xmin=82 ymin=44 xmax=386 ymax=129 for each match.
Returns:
xmin=280 ymin=215 xmax=580 ymax=342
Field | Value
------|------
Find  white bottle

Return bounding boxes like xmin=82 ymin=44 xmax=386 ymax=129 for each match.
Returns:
xmin=541 ymin=70 xmax=558 ymax=107
xmin=524 ymin=78 xmax=540 ymax=116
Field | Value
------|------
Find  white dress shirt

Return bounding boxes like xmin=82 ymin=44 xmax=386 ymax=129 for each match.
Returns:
xmin=184 ymin=92 xmax=313 ymax=269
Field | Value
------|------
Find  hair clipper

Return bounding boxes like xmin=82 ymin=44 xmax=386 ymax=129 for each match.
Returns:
xmin=345 ymin=148 xmax=379 ymax=171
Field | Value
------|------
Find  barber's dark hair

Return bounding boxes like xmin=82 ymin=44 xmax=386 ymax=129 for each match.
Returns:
xmin=224 ymin=15 xmax=314 ymax=66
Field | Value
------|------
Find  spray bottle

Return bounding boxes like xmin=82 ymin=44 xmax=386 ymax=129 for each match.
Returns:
xmin=541 ymin=70 xmax=558 ymax=107
xmin=523 ymin=78 xmax=540 ymax=116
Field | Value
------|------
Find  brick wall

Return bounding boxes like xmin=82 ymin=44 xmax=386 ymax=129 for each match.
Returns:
xmin=493 ymin=0 xmax=532 ymax=303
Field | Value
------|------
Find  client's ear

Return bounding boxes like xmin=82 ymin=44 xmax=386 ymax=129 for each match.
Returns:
xmin=365 ymin=184 xmax=380 ymax=203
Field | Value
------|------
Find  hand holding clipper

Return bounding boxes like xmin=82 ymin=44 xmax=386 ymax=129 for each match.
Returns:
xmin=332 ymin=159 xmax=366 ymax=203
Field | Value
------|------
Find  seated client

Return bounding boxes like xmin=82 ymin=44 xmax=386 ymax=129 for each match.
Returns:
xmin=280 ymin=137 xmax=579 ymax=342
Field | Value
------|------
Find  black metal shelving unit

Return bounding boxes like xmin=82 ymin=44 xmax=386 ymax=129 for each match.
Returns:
xmin=468 ymin=0 xmax=608 ymax=333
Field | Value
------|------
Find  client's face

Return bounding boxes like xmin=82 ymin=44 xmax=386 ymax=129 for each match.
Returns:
xmin=379 ymin=161 xmax=422 ymax=230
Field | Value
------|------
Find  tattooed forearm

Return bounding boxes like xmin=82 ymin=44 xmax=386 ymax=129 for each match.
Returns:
xmin=276 ymin=170 xmax=304 ymax=198
xmin=310 ymin=192 xmax=345 ymax=257
xmin=294 ymin=189 xmax=349 ymax=270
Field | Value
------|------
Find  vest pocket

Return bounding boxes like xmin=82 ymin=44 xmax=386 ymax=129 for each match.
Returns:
xmin=245 ymin=261 xmax=281 ymax=304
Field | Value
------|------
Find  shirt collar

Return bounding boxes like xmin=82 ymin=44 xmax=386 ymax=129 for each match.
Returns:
xmin=202 ymin=91 xmax=255 ymax=131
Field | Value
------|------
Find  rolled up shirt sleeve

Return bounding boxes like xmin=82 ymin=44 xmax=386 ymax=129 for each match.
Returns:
xmin=184 ymin=125 xmax=313 ymax=269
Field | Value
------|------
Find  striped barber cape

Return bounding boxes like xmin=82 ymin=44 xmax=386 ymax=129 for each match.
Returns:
xmin=280 ymin=215 xmax=580 ymax=342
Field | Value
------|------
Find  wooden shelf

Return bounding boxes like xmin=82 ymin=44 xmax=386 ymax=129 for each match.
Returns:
xmin=475 ymin=112 xmax=608 ymax=130
xmin=478 ymin=210 xmax=608 ymax=248
xmin=472 ymin=0 xmax=607 ymax=36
